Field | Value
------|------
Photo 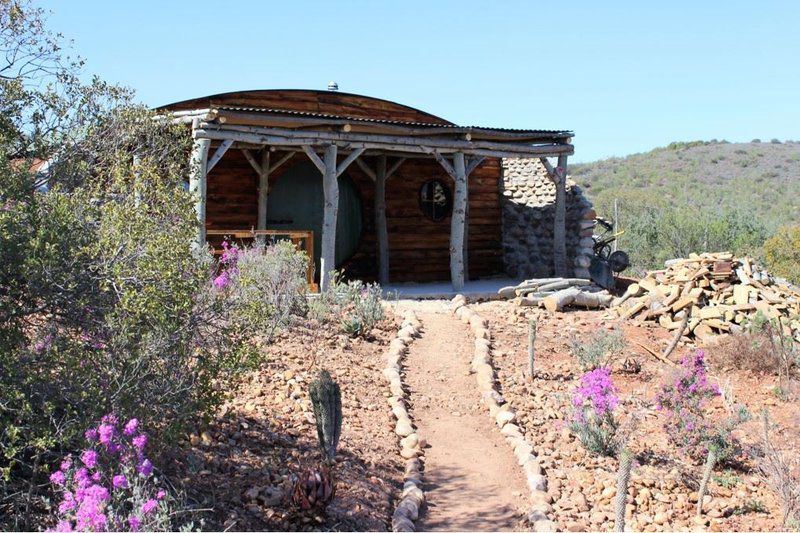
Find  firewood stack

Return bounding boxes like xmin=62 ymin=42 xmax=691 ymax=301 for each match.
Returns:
xmin=497 ymin=278 xmax=614 ymax=311
xmin=609 ymin=252 xmax=800 ymax=342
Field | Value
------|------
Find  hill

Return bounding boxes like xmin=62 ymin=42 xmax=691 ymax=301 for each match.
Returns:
xmin=570 ymin=140 xmax=800 ymax=272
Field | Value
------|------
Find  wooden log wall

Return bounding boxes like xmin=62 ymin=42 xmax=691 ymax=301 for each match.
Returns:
xmin=204 ymin=148 xmax=504 ymax=283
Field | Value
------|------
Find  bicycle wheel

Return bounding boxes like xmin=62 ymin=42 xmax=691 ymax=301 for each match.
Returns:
xmin=608 ymin=250 xmax=630 ymax=273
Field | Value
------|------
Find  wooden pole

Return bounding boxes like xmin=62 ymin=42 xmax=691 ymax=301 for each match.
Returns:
xmin=553 ymin=155 xmax=568 ymax=277
xmin=320 ymin=144 xmax=339 ymax=292
xmin=257 ymin=150 xmax=270 ymax=246
xmin=375 ymin=155 xmax=390 ymax=285
xmin=189 ymin=119 xmax=211 ymax=250
xmin=613 ymin=198 xmax=619 ymax=252
xmin=450 ymin=152 xmax=468 ymax=290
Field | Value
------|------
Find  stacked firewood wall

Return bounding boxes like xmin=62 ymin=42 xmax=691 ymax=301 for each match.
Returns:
xmin=500 ymin=158 xmax=595 ymax=279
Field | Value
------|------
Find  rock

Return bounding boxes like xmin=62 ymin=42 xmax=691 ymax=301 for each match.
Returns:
xmin=400 ymin=447 xmax=420 ymax=459
xmin=395 ymin=419 xmax=414 ymax=437
xmin=244 ymin=487 xmax=261 ymax=501
xmin=653 ymin=512 xmax=669 ymax=525
xmin=532 ymin=519 xmax=558 ymax=532
xmin=392 ymin=515 xmax=416 ymax=532
xmin=496 ymin=410 xmax=516 ymax=427
xmin=526 ymin=473 xmax=548 ymax=492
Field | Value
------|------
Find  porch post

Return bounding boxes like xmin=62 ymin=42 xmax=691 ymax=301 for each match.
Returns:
xmin=450 ymin=152 xmax=468 ymax=291
xmin=189 ymin=119 xmax=211 ymax=250
xmin=257 ymin=150 xmax=270 ymax=231
xmin=320 ymin=144 xmax=339 ymax=292
xmin=553 ymin=154 xmax=568 ymax=277
xmin=375 ymin=155 xmax=390 ymax=285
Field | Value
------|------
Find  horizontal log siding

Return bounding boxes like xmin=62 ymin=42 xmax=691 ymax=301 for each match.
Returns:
xmin=205 ymin=150 xmax=503 ymax=283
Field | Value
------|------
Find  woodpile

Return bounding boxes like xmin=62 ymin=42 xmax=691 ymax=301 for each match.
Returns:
xmin=498 ymin=278 xmax=614 ymax=311
xmin=609 ymin=252 xmax=800 ymax=342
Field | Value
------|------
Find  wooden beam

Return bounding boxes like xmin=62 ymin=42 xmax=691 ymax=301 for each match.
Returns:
xmin=354 ymin=158 xmax=377 ymax=181
xmin=450 ymin=152 xmax=468 ymax=290
xmin=539 ymin=156 xmax=556 ymax=180
xmin=206 ymin=139 xmax=233 ymax=172
xmin=302 ymin=145 xmax=326 ymax=174
xmin=335 ymin=147 xmax=365 ymax=177
xmin=189 ymin=119 xmax=211 ymax=249
xmin=194 ymin=124 xmax=575 ymax=158
xmin=553 ymin=155 xmax=568 ymax=277
xmin=197 ymin=127 xmax=573 ymax=159
xmin=320 ymin=144 xmax=339 ymax=292
xmin=465 ymin=156 xmax=486 ymax=176
xmin=257 ymin=150 xmax=270 ymax=232
xmin=269 ymin=151 xmax=294 ymax=174
xmin=428 ymin=149 xmax=457 ymax=179
xmin=375 ymin=155 xmax=390 ymax=285
xmin=386 ymin=157 xmax=406 ymax=179
xmin=241 ymin=149 xmax=262 ymax=176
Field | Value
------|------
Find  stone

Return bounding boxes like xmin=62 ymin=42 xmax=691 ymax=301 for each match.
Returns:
xmin=532 ymin=519 xmax=558 ymax=532
xmin=400 ymin=447 xmax=420 ymax=459
xmin=401 ymin=433 xmax=419 ymax=449
xmin=496 ymin=410 xmax=516 ymax=427
xmin=526 ymin=473 xmax=548 ymax=492
xmin=395 ymin=419 xmax=414 ymax=437
xmin=392 ymin=515 xmax=415 ymax=532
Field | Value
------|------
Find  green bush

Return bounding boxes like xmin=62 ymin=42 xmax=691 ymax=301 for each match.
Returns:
xmin=764 ymin=225 xmax=800 ymax=283
xmin=308 ymin=273 xmax=384 ymax=337
xmin=570 ymin=330 xmax=626 ymax=371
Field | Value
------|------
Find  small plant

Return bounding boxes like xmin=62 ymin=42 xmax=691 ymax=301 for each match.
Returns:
xmin=569 ymin=368 xmax=620 ymax=456
xmin=713 ymin=470 xmax=741 ymax=489
xmin=655 ymin=350 xmax=721 ymax=460
xmin=49 ymin=415 xmax=175 ymax=532
xmin=570 ymin=329 xmax=626 ymax=371
xmin=614 ymin=449 xmax=634 ymax=532
xmin=732 ymin=499 xmax=767 ymax=516
xmin=758 ymin=410 xmax=800 ymax=527
xmin=291 ymin=464 xmax=335 ymax=512
xmin=308 ymin=273 xmax=384 ymax=337
xmin=309 ymin=369 xmax=342 ymax=461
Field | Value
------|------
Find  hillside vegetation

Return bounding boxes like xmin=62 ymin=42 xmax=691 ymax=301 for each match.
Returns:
xmin=572 ymin=140 xmax=800 ymax=275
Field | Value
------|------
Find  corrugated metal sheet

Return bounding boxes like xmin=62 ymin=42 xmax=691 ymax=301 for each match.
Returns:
xmin=215 ymin=105 xmax=573 ymax=137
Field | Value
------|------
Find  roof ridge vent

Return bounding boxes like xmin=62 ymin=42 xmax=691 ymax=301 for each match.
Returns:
xmin=327 ymin=81 xmax=339 ymax=91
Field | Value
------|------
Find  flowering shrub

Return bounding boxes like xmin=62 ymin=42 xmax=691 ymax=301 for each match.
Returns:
xmin=569 ymin=368 xmax=620 ymax=456
xmin=212 ymin=240 xmax=240 ymax=290
xmin=309 ymin=272 xmax=384 ymax=337
xmin=49 ymin=415 xmax=173 ymax=532
xmin=655 ymin=350 xmax=721 ymax=459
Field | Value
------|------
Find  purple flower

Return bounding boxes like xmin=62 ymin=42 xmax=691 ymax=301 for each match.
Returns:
xmin=128 ymin=516 xmax=141 ymax=531
xmin=213 ymin=270 xmax=230 ymax=289
xmin=123 ymin=418 xmax=139 ymax=436
xmin=138 ymin=459 xmax=153 ymax=477
xmin=98 ymin=423 xmax=115 ymax=445
xmin=112 ymin=474 xmax=128 ymax=489
xmin=84 ymin=428 xmax=98 ymax=442
xmin=132 ymin=433 xmax=148 ymax=451
xmin=141 ymin=499 xmax=158 ymax=514
xmin=58 ymin=492 xmax=76 ymax=514
xmin=157 ymin=489 xmax=166 ymax=500
xmin=54 ymin=520 xmax=73 ymax=532
xmin=60 ymin=456 xmax=73 ymax=472
xmin=81 ymin=450 xmax=98 ymax=469
xmin=50 ymin=470 xmax=66 ymax=486
xmin=74 ymin=468 xmax=91 ymax=489
xmin=91 ymin=471 xmax=101 ymax=482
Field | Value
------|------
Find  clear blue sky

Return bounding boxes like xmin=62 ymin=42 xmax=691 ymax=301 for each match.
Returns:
xmin=38 ymin=0 xmax=800 ymax=162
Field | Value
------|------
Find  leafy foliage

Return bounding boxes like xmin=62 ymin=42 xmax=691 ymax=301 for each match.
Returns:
xmin=764 ymin=225 xmax=800 ymax=283
xmin=308 ymin=273 xmax=384 ymax=337
xmin=569 ymin=368 xmax=620 ymax=456
xmin=573 ymin=140 xmax=800 ymax=273
xmin=570 ymin=329 xmax=626 ymax=371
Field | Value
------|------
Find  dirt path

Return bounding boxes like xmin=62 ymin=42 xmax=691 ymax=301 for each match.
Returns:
xmin=399 ymin=301 xmax=527 ymax=531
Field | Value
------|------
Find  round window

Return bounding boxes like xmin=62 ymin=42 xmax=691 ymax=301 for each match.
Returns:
xmin=419 ymin=179 xmax=452 ymax=222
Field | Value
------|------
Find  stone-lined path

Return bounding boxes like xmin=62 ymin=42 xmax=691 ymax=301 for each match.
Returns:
xmin=398 ymin=301 xmax=527 ymax=531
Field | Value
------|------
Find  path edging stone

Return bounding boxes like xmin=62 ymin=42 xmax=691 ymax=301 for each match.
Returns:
xmin=384 ymin=310 xmax=425 ymax=532
xmin=450 ymin=294 xmax=557 ymax=533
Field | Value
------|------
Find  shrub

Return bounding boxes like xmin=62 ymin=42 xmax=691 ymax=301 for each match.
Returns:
xmin=655 ymin=351 xmax=721 ymax=460
xmin=49 ymin=415 xmax=177 ymax=532
xmin=710 ymin=318 xmax=798 ymax=377
xmin=222 ymin=240 xmax=309 ymax=342
xmin=764 ymin=225 xmax=800 ymax=284
xmin=309 ymin=273 xmax=384 ymax=337
xmin=759 ymin=411 xmax=800 ymax=527
xmin=570 ymin=330 xmax=626 ymax=371
xmin=569 ymin=368 xmax=620 ymax=456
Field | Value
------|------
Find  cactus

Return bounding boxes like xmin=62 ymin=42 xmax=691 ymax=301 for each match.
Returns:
xmin=697 ymin=447 xmax=718 ymax=516
xmin=310 ymin=369 xmax=342 ymax=461
xmin=528 ymin=319 xmax=537 ymax=380
xmin=615 ymin=448 xmax=634 ymax=532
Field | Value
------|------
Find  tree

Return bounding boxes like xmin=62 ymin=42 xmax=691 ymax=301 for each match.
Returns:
xmin=764 ymin=225 xmax=800 ymax=283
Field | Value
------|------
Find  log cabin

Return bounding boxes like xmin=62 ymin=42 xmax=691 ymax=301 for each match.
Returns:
xmin=158 ymin=89 xmax=594 ymax=291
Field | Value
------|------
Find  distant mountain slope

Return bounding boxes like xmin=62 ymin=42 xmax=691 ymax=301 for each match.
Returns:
xmin=572 ymin=140 xmax=800 ymax=227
